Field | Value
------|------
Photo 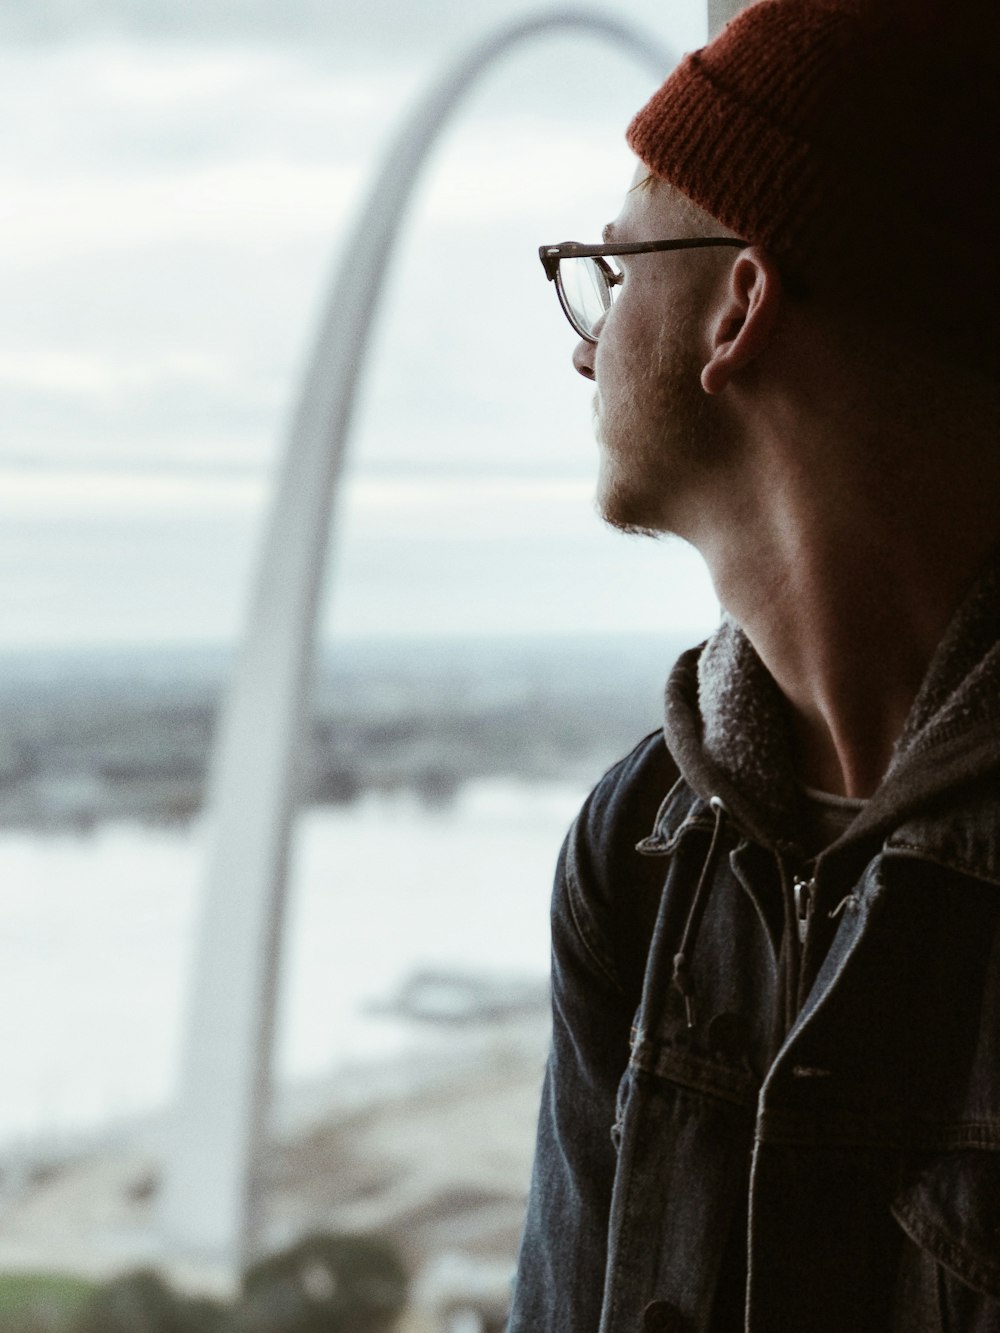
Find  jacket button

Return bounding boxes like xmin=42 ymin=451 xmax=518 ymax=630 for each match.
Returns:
xmin=642 ymin=1299 xmax=685 ymax=1331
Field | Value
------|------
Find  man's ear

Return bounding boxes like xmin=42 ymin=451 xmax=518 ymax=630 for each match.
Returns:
xmin=700 ymin=248 xmax=783 ymax=395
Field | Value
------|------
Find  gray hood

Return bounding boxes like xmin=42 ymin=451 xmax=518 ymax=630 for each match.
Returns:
xmin=663 ymin=547 xmax=1000 ymax=874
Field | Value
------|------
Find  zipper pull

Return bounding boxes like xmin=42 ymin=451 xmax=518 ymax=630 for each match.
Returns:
xmin=793 ymin=876 xmax=815 ymax=945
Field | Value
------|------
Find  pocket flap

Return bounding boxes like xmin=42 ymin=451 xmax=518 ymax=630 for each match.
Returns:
xmin=892 ymin=1150 xmax=1000 ymax=1301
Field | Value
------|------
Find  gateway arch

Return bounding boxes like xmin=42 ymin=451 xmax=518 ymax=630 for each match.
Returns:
xmin=161 ymin=1 xmax=744 ymax=1269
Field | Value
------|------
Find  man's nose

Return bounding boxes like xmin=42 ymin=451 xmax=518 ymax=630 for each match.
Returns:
xmin=572 ymin=338 xmax=596 ymax=380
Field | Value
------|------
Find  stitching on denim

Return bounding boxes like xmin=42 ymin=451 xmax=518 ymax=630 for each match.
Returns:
xmin=634 ymin=774 xmax=696 ymax=853
xmin=892 ymin=1195 xmax=1000 ymax=1303
xmin=883 ymin=842 xmax=1000 ymax=890
xmin=729 ymin=838 xmax=781 ymax=975
xmin=600 ymin=1070 xmax=643 ymax=1329
xmin=631 ymin=1039 xmax=758 ymax=1109
xmin=758 ymin=1108 xmax=1000 ymax=1152
xmin=564 ymin=842 xmax=625 ymax=997
xmin=637 ymin=811 xmax=714 ymax=857
xmin=649 ymin=773 xmax=687 ymax=837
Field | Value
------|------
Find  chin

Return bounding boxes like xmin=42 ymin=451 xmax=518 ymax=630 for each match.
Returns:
xmin=596 ymin=460 xmax=666 ymax=538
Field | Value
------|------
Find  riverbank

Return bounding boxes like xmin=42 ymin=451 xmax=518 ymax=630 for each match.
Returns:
xmin=0 ymin=1012 xmax=549 ymax=1323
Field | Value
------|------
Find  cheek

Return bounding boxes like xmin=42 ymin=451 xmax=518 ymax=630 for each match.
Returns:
xmin=594 ymin=299 xmax=639 ymax=383
xmin=595 ymin=298 xmax=659 ymax=403
xmin=603 ymin=272 xmax=670 ymax=356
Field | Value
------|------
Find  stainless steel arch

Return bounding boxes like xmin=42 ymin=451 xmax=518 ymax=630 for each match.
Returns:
xmin=160 ymin=9 xmax=675 ymax=1269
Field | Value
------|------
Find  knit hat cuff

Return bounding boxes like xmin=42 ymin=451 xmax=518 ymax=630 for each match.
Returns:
xmin=626 ymin=52 xmax=825 ymax=270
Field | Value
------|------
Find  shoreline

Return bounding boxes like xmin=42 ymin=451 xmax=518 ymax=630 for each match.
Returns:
xmin=0 ymin=1011 xmax=550 ymax=1300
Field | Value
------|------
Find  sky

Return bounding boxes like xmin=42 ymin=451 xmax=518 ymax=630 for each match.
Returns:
xmin=0 ymin=0 xmax=720 ymax=649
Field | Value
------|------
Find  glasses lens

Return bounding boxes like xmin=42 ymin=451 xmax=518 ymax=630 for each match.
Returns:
xmin=558 ymin=256 xmax=614 ymax=337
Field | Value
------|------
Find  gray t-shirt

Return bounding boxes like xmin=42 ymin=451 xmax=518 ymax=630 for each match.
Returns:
xmin=800 ymin=786 xmax=868 ymax=857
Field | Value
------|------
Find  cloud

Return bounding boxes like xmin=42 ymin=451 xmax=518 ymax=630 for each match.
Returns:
xmin=0 ymin=0 xmax=703 ymax=63
xmin=0 ymin=31 xmax=657 ymax=474
xmin=0 ymin=10 xmax=719 ymax=645
xmin=6 ymin=159 xmax=361 ymax=264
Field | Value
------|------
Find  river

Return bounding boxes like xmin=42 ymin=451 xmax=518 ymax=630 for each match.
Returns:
xmin=0 ymin=779 xmax=582 ymax=1152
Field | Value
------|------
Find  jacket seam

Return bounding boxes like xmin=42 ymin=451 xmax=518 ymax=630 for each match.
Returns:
xmin=630 ymin=1041 xmax=758 ymax=1109
xmin=756 ymin=1111 xmax=1000 ymax=1152
xmin=891 ymin=1196 xmax=1000 ymax=1303
xmin=564 ymin=852 xmax=627 ymax=998
xmin=883 ymin=842 xmax=1000 ymax=889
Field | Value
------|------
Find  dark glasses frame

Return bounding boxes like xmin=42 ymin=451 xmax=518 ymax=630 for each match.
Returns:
xmin=539 ymin=237 xmax=749 ymax=343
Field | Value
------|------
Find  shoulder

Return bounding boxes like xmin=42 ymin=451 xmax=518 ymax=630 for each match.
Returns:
xmin=574 ymin=729 xmax=680 ymax=868
xmin=557 ymin=731 xmax=682 ymax=1001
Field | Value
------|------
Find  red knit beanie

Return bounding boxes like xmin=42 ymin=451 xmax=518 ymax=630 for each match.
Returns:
xmin=626 ymin=0 xmax=997 ymax=370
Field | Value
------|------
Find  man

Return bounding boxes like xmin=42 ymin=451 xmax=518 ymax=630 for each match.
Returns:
xmin=509 ymin=1 xmax=999 ymax=1329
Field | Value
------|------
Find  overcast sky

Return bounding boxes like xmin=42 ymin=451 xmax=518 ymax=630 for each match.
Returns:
xmin=0 ymin=0 xmax=720 ymax=649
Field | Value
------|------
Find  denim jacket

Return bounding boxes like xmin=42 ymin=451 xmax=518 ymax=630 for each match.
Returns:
xmin=509 ymin=557 xmax=1000 ymax=1332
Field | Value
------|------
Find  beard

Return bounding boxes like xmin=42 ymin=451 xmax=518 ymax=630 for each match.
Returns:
xmin=594 ymin=325 xmax=727 ymax=539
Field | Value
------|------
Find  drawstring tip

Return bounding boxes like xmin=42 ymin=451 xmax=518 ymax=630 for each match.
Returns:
xmin=672 ymin=951 xmax=696 ymax=1030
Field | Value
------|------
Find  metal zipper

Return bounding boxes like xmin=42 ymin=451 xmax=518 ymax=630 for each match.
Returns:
xmin=792 ymin=874 xmax=816 ymax=945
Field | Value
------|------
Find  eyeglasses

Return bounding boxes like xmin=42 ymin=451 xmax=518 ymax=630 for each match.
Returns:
xmin=538 ymin=237 xmax=748 ymax=343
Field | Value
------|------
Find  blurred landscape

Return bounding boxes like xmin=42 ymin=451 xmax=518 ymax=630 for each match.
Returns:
xmin=0 ymin=0 xmax=711 ymax=1320
xmin=0 ymin=633 xmax=688 ymax=831
xmin=0 ymin=632 xmax=693 ymax=1331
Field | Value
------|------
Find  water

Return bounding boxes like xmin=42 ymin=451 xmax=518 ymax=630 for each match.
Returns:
xmin=0 ymin=779 xmax=581 ymax=1151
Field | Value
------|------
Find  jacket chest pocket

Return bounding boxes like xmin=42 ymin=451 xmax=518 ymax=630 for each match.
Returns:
xmin=892 ymin=1150 xmax=1000 ymax=1333
xmin=602 ymin=1057 xmax=755 ymax=1333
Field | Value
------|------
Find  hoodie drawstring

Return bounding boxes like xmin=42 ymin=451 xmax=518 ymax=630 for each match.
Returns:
xmin=671 ymin=795 xmax=729 ymax=1030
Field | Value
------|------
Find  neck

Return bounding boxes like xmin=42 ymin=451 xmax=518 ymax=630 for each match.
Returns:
xmin=690 ymin=411 xmax=1000 ymax=799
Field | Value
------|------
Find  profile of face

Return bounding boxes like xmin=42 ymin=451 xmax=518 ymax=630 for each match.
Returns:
xmin=575 ymin=166 xmax=738 ymax=539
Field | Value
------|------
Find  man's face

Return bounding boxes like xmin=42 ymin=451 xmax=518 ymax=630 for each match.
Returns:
xmin=577 ymin=166 xmax=734 ymax=539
